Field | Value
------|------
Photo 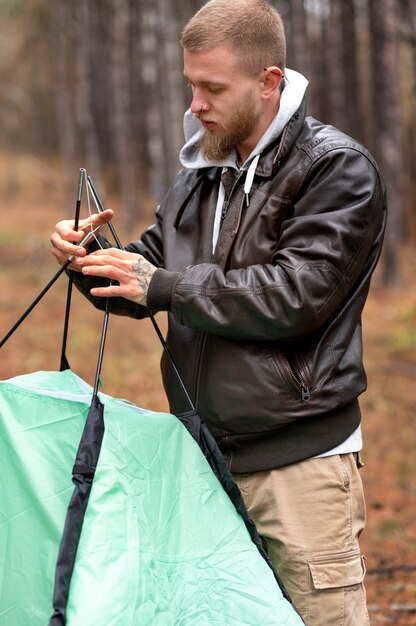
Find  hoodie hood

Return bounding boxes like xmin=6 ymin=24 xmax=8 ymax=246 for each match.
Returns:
xmin=179 ymin=68 xmax=309 ymax=172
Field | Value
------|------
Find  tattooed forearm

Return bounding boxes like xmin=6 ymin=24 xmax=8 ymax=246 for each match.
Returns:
xmin=132 ymin=258 xmax=155 ymax=305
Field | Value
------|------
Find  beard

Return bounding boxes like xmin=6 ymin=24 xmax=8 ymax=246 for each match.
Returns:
xmin=198 ymin=90 xmax=261 ymax=162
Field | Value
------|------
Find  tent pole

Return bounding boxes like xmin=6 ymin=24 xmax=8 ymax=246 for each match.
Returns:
xmin=60 ymin=168 xmax=86 ymax=370
xmin=0 ymin=228 xmax=98 ymax=351
xmin=0 ymin=261 xmax=71 ymax=350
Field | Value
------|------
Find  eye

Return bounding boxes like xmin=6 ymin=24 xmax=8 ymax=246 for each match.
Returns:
xmin=208 ymin=86 xmax=224 ymax=94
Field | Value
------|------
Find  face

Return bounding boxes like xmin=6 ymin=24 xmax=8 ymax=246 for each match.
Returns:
xmin=183 ymin=45 xmax=264 ymax=162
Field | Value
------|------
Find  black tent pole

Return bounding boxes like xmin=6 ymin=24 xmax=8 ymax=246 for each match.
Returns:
xmin=0 ymin=169 xmax=85 ymax=352
xmin=60 ymin=168 xmax=85 ymax=370
xmin=0 ymin=228 xmax=98 ymax=351
xmin=87 ymin=176 xmax=123 ymax=249
xmin=0 ymin=262 xmax=72 ymax=350
xmin=92 ymin=297 xmax=110 ymax=397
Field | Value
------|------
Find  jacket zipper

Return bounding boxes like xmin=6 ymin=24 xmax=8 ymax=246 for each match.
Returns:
xmin=278 ymin=353 xmax=311 ymax=401
xmin=194 ymin=170 xmax=244 ymax=412
xmin=194 ymin=171 xmax=244 ymax=410
xmin=194 ymin=166 xmax=244 ymax=409
xmin=221 ymin=169 xmax=245 ymax=223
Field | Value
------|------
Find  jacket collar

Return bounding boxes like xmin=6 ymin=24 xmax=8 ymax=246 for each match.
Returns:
xmin=255 ymin=97 xmax=307 ymax=178
xmin=173 ymin=168 xmax=216 ymax=229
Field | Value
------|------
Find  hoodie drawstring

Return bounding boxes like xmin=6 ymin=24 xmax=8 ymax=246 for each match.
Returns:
xmin=244 ymin=154 xmax=260 ymax=207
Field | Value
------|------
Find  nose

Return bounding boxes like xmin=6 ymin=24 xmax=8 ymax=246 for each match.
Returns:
xmin=190 ymin=88 xmax=208 ymax=115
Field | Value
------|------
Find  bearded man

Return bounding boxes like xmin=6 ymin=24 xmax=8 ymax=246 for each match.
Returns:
xmin=51 ymin=1 xmax=386 ymax=624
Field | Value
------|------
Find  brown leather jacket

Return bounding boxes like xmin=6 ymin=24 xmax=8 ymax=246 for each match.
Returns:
xmin=75 ymin=99 xmax=387 ymax=472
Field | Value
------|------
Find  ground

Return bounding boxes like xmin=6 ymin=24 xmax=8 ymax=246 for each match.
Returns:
xmin=0 ymin=193 xmax=415 ymax=624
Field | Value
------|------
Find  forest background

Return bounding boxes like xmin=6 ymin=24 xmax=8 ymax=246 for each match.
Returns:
xmin=0 ymin=0 xmax=415 ymax=623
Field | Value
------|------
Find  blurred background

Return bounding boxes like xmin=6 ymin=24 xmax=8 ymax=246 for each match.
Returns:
xmin=0 ymin=1 xmax=415 ymax=623
xmin=0 ymin=0 xmax=415 ymax=282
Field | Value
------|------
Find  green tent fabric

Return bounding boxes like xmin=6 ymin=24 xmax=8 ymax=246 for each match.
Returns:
xmin=0 ymin=369 xmax=303 ymax=625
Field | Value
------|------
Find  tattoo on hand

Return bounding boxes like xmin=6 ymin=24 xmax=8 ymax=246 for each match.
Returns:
xmin=132 ymin=258 xmax=153 ymax=304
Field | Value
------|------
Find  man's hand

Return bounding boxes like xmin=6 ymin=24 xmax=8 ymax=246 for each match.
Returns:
xmin=76 ymin=248 xmax=157 ymax=307
xmin=50 ymin=209 xmax=114 ymax=270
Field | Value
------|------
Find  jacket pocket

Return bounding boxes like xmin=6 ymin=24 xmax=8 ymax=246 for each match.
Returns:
xmin=269 ymin=346 xmax=312 ymax=402
xmin=308 ymin=548 xmax=366 ymax=590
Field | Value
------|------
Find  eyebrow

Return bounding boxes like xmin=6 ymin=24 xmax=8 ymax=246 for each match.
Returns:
xmin=183 ymin=73 xmax=226 ymax=88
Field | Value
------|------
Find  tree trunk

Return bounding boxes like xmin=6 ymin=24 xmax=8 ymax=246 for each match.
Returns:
xmin=288 ymin=0 xmax=309 ymax=76
xmin=369 ymin=0 xmax=404 ymax=285
xmin=399 ymin=0 xmax=416 ymax=242
xmin=110 ymin=0 xmax=138 ymax=228
xmin=327 ymin=0 xmax=345 ymax=130
xmin=154 ymin=0 xmax=184 ymax=192
xmin=129 ymin=0 xmax=151 ymax=211
xmin=75 ymin=1 xmax=103 ymax=194
xmin=339 ymin=0 xmax=361 ymax=141
xmin=49 ymin=3 xmax=77 ymax=205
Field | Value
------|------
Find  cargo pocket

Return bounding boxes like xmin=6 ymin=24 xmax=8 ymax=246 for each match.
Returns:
xmin=308 ymin=548 xmax=366 ymax=589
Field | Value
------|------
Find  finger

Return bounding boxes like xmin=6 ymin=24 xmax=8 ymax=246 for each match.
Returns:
xmin=54 ymin=220 xmax=86 ymax=244
xmin=52 ymin=212 xmax=112 ymax=257
xmin=55 ymin=209 xmax=114 ymax=241
xmin=83 ymin=208 xmax=114 ymax=229
xmin=78 ymin=252 xmax=130 ymax=271
xmin=80 ymin=262 xmax=129 ymax=282
xmin=89 ymin=284 xmax=129 ymax=298
xmin=87 ymin=246 xmax=130 ymax=260
xmin=50 ymin=244 xmax=83 ymax=270
xmin=89 ymin=281 xmax=145 ymax=305
xmin=50 ymin=231 xmax=87 ymax=259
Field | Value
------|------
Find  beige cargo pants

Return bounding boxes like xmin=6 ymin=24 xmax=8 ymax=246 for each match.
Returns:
xmin=234 ymin=453 xmax=370 ymax=626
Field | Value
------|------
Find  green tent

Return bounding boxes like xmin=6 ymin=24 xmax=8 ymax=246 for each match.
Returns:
xmin=0 ymin=369 xmax=304 ymax=626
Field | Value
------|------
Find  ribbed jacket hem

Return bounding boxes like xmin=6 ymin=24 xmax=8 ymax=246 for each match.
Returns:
xmin=217 ymin=399 xmax=362 ymax=473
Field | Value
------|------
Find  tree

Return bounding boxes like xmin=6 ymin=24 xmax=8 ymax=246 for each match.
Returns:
xmin=369 ymin=0 xmax=404 ymax=285
xmin=49 ymin=3 xmax=78 ymax=204
xmin=75 ymin=2 xmax=103 ymax=193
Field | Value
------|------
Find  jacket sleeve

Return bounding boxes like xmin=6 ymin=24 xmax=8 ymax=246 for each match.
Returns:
xmin=148 ymin=147 xmax=387 ymax=341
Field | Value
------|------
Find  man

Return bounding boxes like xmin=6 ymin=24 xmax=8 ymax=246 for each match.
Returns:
xmin=51 ymin=1 xmax=386 ymax=624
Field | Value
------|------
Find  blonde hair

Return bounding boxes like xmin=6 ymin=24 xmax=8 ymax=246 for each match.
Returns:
xmin=181 ymin=0 xmax=286 ymax=75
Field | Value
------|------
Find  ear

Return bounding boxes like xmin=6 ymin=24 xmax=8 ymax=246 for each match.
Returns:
xmin=261 ymin=67 xmax=284 ymax=100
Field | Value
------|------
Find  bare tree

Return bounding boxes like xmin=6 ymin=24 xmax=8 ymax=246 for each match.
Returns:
xmin=154 ymin=0 xmax=186 ymax=191
xmin=301 ymin=3 xmax=331 ymax=122
xmin=327 ymin=0 xmax=346 ymax=130
xmin=287 ymin=0 xmax=310 ymax=76
xmin=129 ymin=0 xmax=152 ymax=211
xmin=398 ymin=0 xmax=416 ymax=242
xmin=110 ymin=0 xmax=138 ymax=227
xmin=74 ymin=1 xmax=103 ymax=191
xmin=369 ymin=0 xmax=404 ymax=285
xmin=49 ymin=3 xmax=78 ymax=204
